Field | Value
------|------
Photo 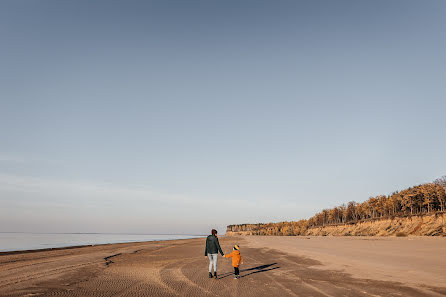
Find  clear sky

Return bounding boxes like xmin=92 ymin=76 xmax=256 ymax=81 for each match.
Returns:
xmin=1 ymin=0 xmax=445 ymax=235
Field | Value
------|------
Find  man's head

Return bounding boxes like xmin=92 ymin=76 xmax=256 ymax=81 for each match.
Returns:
xmin=211 ymin=229 xmax=217 ymax=236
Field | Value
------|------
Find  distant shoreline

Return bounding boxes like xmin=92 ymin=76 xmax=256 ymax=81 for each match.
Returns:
xmin=0 ymin=233 xmax=204 ymax=254
xmin=0 ymin=237 xmax=202 ymax=256
xmin=0 ymin=231 xmax=205 ymax=235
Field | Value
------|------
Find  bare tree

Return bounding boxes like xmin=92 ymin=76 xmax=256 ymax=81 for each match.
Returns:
xmin=434 ymin=176 xmax=446 ymax=188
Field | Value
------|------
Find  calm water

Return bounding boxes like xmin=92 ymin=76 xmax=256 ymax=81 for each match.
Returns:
xmin=0 ymin=232 xmax=204 ymax=252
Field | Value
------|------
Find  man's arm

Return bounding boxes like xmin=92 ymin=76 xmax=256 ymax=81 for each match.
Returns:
xmin=204 ymin=238 xmax=208 ymax=256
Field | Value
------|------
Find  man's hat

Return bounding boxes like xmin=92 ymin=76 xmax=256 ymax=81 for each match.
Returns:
xmin=234 ymin=244 xmax=239 ymax=250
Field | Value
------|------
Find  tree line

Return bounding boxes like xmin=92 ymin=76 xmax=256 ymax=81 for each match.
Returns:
xmin=237 ymin=176 xmax=446 ymax=236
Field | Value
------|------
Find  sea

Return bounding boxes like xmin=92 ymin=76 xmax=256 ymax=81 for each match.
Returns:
xmin=0 ymin=232 xmax=204 ymax=252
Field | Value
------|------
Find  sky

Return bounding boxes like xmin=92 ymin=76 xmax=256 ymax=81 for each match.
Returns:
xmin=1 ymin=0 xmax=445 ymax=235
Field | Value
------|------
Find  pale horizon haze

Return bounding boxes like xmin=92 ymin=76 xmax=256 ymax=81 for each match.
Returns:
xmin=1 ymin=0 xmax=445 ymax=235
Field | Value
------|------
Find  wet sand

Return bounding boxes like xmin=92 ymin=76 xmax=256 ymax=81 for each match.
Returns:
xmin=0 ymin=236 xmax=445 ymax=297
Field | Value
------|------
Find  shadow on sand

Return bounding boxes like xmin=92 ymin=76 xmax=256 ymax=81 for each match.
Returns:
xmin=218 ymin=263 xmax=280 ymax=279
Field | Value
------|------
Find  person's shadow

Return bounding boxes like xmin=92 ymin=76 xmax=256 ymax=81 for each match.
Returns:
xmin=218 ymin=263 xmax=280 ymax=279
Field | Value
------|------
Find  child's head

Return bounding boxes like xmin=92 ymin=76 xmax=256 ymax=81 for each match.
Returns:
xmin=233 ymin=244 xmax=240 ymax=251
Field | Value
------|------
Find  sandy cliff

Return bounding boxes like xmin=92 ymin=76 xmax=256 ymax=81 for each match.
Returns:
xmin=227 ymin=213 xmax=446 ymax=236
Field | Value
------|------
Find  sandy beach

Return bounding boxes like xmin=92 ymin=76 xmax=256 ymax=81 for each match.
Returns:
xmin=1 ymin=236 xmax=445 ymax=297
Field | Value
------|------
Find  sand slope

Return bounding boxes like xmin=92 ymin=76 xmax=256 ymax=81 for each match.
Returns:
xmin=227 ymin=213 xmax=446 ymax=236
xmin=0 ymin=237 xmax=445 ymax=297
xmin=306 ymin=213 xmax=446 ymax=236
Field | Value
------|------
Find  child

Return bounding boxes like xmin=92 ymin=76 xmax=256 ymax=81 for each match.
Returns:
xmin=224 ymin=244 xmax=243 ymax=279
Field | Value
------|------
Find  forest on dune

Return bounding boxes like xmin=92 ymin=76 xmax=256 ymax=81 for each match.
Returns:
xmin=227 ymin=176 xmax=446 ymax=236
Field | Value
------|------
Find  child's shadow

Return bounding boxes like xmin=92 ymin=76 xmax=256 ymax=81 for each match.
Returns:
xmin=218 ymin=263 xmax=280 ymax=279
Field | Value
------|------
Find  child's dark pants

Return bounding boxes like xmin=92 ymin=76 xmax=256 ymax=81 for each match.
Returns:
xmin=234 ymin=267 xmax=239 ymax=276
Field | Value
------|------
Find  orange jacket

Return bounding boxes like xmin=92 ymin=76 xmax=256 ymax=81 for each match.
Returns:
xmin=224 ymin=250 xmax=243 ymax=267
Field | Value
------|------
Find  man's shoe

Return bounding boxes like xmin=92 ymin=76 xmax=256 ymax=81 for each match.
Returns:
xmin=209 ymin=272 xmax=213 ymax=278
xmin=214 ymin=272 xmax=217 ymax=279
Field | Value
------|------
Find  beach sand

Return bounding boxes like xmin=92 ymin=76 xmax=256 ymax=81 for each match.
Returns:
xmin=1 ymin=236 xmax=445 ymax=297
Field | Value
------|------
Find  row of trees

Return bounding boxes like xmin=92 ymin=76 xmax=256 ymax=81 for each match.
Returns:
xmin=239 ymin=176 xmax=446 ymax=236
xmin=308 ymin=178 xmax=446 ymax=227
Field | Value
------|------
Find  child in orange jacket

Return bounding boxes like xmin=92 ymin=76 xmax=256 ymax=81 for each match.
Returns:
xmin=224 ymin=244 xmax=243 ymax=279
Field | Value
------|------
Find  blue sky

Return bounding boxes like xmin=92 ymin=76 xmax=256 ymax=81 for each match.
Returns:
xmin=1 ymin=0 xmax=445 ymax=234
